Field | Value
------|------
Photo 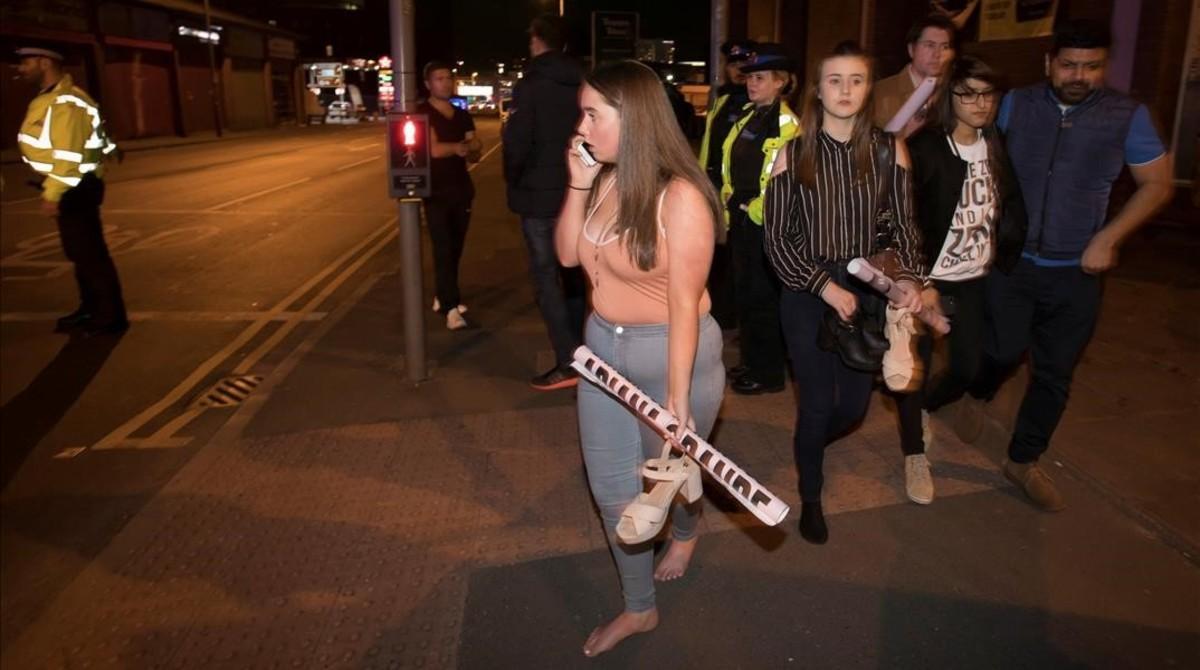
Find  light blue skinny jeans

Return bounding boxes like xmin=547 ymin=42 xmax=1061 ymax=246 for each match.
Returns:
xmin=577 ymin=312 xmax=725 ymax=612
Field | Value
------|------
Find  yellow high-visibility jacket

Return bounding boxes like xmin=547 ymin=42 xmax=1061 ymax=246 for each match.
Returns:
xmin=720 ymin=99 xmax=799 ymax=226
xmin=17 ymin=74 xmax=117 ymax=203
xmin=697 ymin=93 xmax=731 ymax=174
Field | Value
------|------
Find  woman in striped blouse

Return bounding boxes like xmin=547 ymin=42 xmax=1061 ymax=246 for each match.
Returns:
xmin=763 ymin=41 xmax=927 ymax=544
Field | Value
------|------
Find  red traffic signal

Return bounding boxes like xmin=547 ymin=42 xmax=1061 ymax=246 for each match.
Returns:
xmin=387 ymin=112 xmax=430 ymax=198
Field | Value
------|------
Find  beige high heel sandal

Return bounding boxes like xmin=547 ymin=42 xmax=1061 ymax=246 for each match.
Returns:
xmin=616 ymin=442 xmax=703 ymax=545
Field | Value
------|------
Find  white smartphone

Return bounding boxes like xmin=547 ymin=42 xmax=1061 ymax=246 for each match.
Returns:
xmin=577 ymin=142 xmax=598 ymax=167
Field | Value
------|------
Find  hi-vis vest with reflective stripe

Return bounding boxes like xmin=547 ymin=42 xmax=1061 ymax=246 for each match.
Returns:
xmin=720 ymin=100 xmax=799 ymax=226
xmin=17 ymin=74 xmax=117 ymax=202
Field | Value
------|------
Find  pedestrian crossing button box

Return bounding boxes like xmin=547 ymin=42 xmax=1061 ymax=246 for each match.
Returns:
xmin=387 ymin=112 xmax=431 ymax=198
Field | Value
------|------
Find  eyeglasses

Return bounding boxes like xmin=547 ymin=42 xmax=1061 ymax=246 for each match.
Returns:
xmin=952 ymin=88 xmax=998 ymax=105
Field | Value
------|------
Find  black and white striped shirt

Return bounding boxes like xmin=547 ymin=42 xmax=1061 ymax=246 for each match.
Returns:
xmin=763 ymin=129 xmax=925 ymax=296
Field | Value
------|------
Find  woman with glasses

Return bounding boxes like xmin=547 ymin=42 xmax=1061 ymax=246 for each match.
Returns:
xmin=893 ymin=55 xmax=1028 ymax=501
xmin=763 ymin=41 xmax=926 ymax=544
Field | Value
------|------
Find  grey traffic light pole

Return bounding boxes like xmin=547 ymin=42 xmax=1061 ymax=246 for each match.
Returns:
xmin=710 ymin=0 xmax=727 ymax=103
xmin=389 ymin=0 xmax=427 ymax=383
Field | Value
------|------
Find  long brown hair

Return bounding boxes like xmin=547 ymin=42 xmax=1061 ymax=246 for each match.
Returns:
xmin=796 ymin=41 xmax=876 ymax=188
xmin=583 ymin=61 xmax=724 ymax=271
xmin=935 ymin=54 xmax=1008 ymax=205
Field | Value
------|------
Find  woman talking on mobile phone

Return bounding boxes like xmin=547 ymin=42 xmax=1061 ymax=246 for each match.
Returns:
xmin=763 ymin=41 xmax=926 ymax=545
xmin=555 ymin=61 xmax=725 ymax=657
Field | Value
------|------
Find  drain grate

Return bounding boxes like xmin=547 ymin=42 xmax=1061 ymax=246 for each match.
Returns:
xmin=191 ymin=375 xmax=263 ymax=409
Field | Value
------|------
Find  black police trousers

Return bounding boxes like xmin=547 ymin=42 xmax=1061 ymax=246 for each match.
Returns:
xmin=56 ymin=174 xmax=126 ymax=324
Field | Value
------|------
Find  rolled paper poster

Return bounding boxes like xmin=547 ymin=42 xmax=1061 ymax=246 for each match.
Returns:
xmin=846 ymin=257 xmax=951 ymax=335
xmin=884 ymin=76 xmax=938 ymax=133
xmin=571 ymin=346 xmax=790 ymax=527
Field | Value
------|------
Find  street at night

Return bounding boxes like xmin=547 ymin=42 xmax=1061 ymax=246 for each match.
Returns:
xmin=2 ymin=0 xmax=1199 ymax=667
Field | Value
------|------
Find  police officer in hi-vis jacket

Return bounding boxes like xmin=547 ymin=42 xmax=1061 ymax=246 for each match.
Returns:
xmin=15 ymin=47 xmax=127 ymax=336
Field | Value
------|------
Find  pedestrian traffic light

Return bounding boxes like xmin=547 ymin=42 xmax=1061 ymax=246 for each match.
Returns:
xmin=387 ymin=112 xmax=430 ymax=198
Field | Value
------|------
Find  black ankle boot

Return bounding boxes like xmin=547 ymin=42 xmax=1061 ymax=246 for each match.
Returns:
xmin=799 ymin=502 xmax=828 ymax=545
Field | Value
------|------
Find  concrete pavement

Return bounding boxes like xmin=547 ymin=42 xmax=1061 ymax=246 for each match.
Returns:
xmin=2 ymin=126 xmax=1198 ymax=667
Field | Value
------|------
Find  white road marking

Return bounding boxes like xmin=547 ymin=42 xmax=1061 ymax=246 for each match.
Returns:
xmin=63 ymin=133 xmax=503 ymax=451
xmin=334 ymin=155 xmax=382 ymax=172
xmin=89 ymin=218 xmax=396 ymax=451
xmin=132 ymin=226 xmax=399 ymax=449
xmin=469 ymin=143 xmax=502 ymax=172
xmin=347 ymin=141 xmax=382 ymax=152
xmin=232 ymin=221 xmax=397 ymax=376
xmin=204 ymin=176 xmax=313 ymax=211
xmin=1 ymin=225 xmax=219 ymax=281
xmin=1 ymin=311 xmax=328 ymax=323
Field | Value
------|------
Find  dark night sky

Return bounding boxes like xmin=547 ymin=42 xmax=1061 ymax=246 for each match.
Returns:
xmin=223 ymin=0 xmax=712 ymax=67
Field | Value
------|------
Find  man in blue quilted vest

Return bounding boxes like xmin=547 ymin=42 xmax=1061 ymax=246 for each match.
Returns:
xmin=963 ymin=19 xmax=1174 ymax=511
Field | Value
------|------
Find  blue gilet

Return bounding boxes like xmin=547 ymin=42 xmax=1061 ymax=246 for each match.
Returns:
xmin=1004 ymin=83 xmax=1139 ymax=260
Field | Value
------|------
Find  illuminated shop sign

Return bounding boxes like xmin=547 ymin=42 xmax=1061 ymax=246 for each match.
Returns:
xmin=178 ymin=25 xmax=221 ymax=44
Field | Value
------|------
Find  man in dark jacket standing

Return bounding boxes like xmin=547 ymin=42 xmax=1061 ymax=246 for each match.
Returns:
xmin=503 ymin=14 xmax=585 ymax=390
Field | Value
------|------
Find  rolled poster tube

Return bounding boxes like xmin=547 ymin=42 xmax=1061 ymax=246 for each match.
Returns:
xmin=846 ymin=257 xmax=951 ymax=335
xmin=884 ymin=76 xmax=938 ymax=133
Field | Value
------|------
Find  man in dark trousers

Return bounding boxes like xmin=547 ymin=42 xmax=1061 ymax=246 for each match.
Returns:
xmin=502 ymin=14 xmax=585 ymax=390
xmin=963 ymin=20 xmax=1174 ymax=511
xmin=419 ymin=61 xmax=482 ymax=331
xmin=15 ymin=47 xmax=127 ymax=336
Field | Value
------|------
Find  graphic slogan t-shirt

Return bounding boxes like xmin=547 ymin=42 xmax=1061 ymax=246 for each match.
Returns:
xmin=930 ymin=135 xmax=994 ymax=281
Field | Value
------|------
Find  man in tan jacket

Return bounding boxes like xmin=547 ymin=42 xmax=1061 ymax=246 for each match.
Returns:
xmin=873 ymin=14 xmax=956 ymax=138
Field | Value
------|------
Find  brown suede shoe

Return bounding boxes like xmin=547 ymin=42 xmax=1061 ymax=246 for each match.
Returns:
xmin=1003 ymin=460 xmax=1066 ymax=512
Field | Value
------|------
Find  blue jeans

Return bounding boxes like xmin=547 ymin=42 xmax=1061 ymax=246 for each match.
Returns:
xmin=520 ymin=217 xmax=585 ymax=368
xmin=577 ymin=313 xmax=725 ymax=612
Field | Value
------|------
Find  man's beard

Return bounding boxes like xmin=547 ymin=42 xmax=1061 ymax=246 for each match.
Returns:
xmin=1053 ymin=82 xmax=1093 ymax=105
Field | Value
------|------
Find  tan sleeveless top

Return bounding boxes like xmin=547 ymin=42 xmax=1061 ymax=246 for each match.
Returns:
xmin=577 ymin=179 xmax=712 ymax=325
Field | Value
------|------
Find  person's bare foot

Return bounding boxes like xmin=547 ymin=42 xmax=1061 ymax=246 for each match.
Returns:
xmin=653 ymin=536 xmax=697 ymax=581
xmin=582 ymin=608 xmax=659 ymax=657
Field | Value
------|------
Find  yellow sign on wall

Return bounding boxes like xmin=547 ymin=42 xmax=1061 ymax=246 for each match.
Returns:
xmin=979 ymin=0 xmax=1059 ymax=42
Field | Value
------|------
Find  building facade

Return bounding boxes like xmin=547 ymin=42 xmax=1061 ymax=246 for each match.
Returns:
xmin=0 ymin=0 xmax=305 ymax=148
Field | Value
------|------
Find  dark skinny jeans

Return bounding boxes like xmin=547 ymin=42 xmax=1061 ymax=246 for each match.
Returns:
xmin=780 ymin=288 xmax=875 ymax=502
xmin=520 ymin=216 xmax=585 ymax=368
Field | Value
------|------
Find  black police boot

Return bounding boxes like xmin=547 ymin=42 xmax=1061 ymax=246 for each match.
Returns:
xmin=55 ymin=308 xmax=93 ymax=333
